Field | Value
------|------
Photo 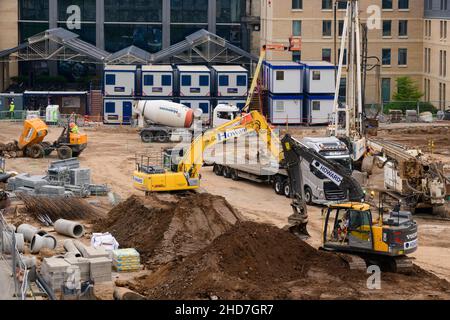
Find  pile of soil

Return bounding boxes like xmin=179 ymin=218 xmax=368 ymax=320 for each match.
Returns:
xmin=126 ymin=221 xmax=450 ymax=300
xmin=94 ymin=193 xmax=242 ymax=268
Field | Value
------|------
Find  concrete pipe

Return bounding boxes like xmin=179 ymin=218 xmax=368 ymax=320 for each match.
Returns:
xmin=1 ymin=232 xmax=25 ymax=254
xmin=63 ymin=239 xmax=82 ymax=257
xmin=17 ymin=224 xmax=47 ymax=242
xmin=54 ymin=219 xmax=85 ymax=239
xmin=30 ymin=234 xmax=57 ymax=254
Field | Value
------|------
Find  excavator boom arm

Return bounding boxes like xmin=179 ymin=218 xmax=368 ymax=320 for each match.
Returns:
xmin=178 ymin=111 xmax=282 ymax=179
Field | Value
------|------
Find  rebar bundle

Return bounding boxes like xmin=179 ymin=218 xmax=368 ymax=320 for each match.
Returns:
xmin=17 ymin=193 xmax=100 ymax=226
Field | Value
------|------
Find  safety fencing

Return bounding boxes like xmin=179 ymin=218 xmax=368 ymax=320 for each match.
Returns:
xmin=0 ymin=209 xmax=29 ymax=300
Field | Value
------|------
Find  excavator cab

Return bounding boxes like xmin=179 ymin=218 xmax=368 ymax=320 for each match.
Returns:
xmin=323 ymin=203 xmax=374 ymax=252
xmin=322 ymin=202 xmax=418 ymax=272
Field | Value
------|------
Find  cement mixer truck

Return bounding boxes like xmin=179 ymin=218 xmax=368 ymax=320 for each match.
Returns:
xmin=133 ymin=100 xmax=240 ymax=143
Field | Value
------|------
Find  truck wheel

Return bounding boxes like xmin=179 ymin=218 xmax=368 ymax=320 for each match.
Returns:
xmin=230 ymin=169 xmax=239 ymax=181
xmin=283 ymin=180 xmax=291 ymax=198
xmin=57 ymin=146 xmax=73 ymax=160
xmin=304 ymin=187 xmax=313 ymax=205
xmin=156 ymin=132 xmax=169 ymax=143
xmin=141 ymin=132 xmax=153 ymax=143
xmin=213 ymin=164 xmax=223 ymax=176
xmin=273 ymin=176 xmax=284 ymax=195
xmin=29 ymin=144 xmax=45 ymax=159
xmin=223 ymin=167 xmax=231 ymax=179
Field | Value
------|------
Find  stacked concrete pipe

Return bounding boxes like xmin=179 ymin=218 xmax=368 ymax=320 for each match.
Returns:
xmin=30 ymin=234 xmax=57 ymax=254
xmin=63 ymin=239 xmax=82 ymax=258
xmin=1 ymin=232 xmax=25 ymax=254
xmin=54 ymin=219 xmax=85 ymax=239
xmin=17 ymin=224 xmax=47 ymax=242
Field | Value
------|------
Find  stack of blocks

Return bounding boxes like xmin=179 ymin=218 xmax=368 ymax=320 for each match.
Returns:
xmin=89 ymin=257 xmax=113 ymax=283
xmin=112 ymin=248 xmax=141 ymax=272
xmin=41 ymin=257 xmax=81 ymax=292
xmin=64 ymin=256 xmax=90 ymax=282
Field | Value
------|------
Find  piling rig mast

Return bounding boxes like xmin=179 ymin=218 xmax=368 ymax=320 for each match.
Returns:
xmin=330 ymin=0 xmax=367 ymax=163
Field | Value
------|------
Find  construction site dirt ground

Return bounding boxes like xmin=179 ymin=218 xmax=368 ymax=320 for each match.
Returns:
xmin=1 ymin=121 xmax=450 ymax=298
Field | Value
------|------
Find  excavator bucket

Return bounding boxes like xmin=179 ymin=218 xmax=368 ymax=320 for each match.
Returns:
xmin=284 ymin=196 xmax=310 ymax=240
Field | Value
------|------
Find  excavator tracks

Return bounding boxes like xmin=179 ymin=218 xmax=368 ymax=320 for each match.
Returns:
xmin=336 ymin=252 xmax=414 ymax=273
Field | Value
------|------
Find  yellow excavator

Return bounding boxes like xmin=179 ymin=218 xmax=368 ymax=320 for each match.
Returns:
xmin=282 ymin=134 xmax=418 ymax=272
xmin=18 ymin=118 xmax=87 ymax=159
xmin=133 ymin=110 xmax=282 ymax=192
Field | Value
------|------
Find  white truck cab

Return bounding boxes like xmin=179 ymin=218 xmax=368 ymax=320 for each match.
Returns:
xmin=212 ymin=104 xmax=240 ymax=127
xmin=300 ymin=136 xmax=352 ymax=204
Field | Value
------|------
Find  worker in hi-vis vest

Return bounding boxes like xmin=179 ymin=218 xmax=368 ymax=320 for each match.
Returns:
xmin=9 ymin=99 xmax=15 ymax=119
xmin=70 ymin=122 xmax=79 ymax=134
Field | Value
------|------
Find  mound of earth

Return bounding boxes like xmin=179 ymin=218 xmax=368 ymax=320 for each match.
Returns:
xmin=126 ymin=222 xmax=450 ymax=300
xmin=94 ymin=193 xmax=242 ymax=268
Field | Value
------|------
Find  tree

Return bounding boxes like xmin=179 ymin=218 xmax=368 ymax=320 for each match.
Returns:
xmin=393 ymin=76 xmax=423 ymax=102
xmin=385 ymin=77 xmax=436 ymax=113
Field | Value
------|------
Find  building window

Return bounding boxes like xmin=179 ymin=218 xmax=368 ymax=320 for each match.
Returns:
xmin=383 ymin=20 xmax=392 ymax=37
xmin=236 ymin=75 xmax=247 ymax=86
xmin=398 ymin=0 xmax=409 ymax=9
xmin=105 ymin=0 xmax=162 ymax=22
xmin=199 ymin=75 xmax=209 ymax=86
xmin=440 ymin=50 xmax=447 ymax=77
xmin=440 ymin=20 xmax=448 ymax=39
xmin=292 ymin=51 xmax=301 ymax=62
xmin=199 ymin=103 xmax=209 ymax=113
xmin=219 ymin=75 xmax=229 ymax=86
xmin=441 ymin=0 xmax=448 ymax=10
xmin=19 ymin=0 xmax=49 ymax=20
xmin=399 ymin=20 xmax=408 ymax=37
xmin=144 ymin=75 xmax=154 ymax=86
xmin=292 ymin=0 xmax=303 ymax=9
xmin=171 ymin=0 xmax=208 ymax=23
xmin=105 ymin=102 xmax=115 ymax=113
xmin=322 ymin=48 xmax=332 ymax=62
xmin=312 ymin=101 xmax=321 ymax=111
xmin=382 ymin=0 xmax=393 ymax=9
xmin=293 ymin=21 xmax=302 ymax=36
xmin=339 ymin=49 xmax=347 ymax=65
xmin=398 ymin=48 xmax=408 ymax=65
xmin=339 ymin=20 xmax=344 ymax=37
xmin=323 ymin=20 xmax=332 ymax=37
xmin=216 ymin=0 xmax=244 ymax=23
xmin=182 ymin=75 xmax=192 ymax=86
xmin=59 ymin=0 xmax=96 ymax=22
xmin=382 ymin=49 xmax=392 ymax=65
xmin=339 ymin=78 xmax=346 ymax=99
xmin=337 ymin=1 xmax=347 ymax=9
xmin=313 ymin=71 xmax=321 ymax=81
xmin=104 ymin=24 xmax=162 ymax=53
xmin=162 ymin=75 xmax=172 ymax=86
xmin=105 ymin=74 xmax=116 ymax=85
xmin=276 ymin=71 xmax=285 ymax=81
xmin=381 ymin=78 xmax=391 ymax=102
xmin=322 ymin=0 xmax=332 ymax=9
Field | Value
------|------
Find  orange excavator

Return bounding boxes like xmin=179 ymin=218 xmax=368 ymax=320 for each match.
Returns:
xmin=18 ymin=118 xmax=87 ymax=159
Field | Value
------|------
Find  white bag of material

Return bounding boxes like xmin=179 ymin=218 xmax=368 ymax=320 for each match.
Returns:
xmin=91 ymin=232 xmax=119 ymax=252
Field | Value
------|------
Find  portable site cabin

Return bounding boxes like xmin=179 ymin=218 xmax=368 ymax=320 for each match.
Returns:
xmin=304 ymin=94 xmax=334 ymax=125
xmin=141 ymin=65 xmax=174 ymax=97
xmin=177 ymin=65 xmax=211 ymax=97
xmin=179 ymin=99 xmax=211 ymax=125
xmin=216 ymin=98 xmax=247 ymax=110
xmin=268 ymin=94 xmax=303 ymax=125
xmin=212 ymin=66 xmax=248 ymax=97
xmin=263 ymin=61 xmax=304 ymax=95
xmin=103 ymin=98 xmax=134 ymax=125
xmin=104 ymin=65 xmax=137 ymax=97
xmin=302 ymin=61 xmax=336 ymax=94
